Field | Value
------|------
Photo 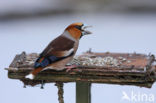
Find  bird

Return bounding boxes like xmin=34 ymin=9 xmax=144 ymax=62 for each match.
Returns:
xmin=25 ymin=22 xmax=92 ymax=79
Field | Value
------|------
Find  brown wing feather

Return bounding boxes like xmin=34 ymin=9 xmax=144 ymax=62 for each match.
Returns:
xmin=40 ymin=35 xmax=75 ymax=57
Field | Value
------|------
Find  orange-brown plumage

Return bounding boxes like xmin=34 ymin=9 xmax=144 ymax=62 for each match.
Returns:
xmin=67 ymin=27 xmax=82 ymax=40
xmin=31 ymin=67 xmax=43 ymax=75
xmin=25 ymin=22 xmax=91 ymax=79
xmin=65 ymin=22 xmax=83 ymax=40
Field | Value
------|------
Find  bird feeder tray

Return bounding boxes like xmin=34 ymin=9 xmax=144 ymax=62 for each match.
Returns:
xmin=6 ymin=51 xmax=156 ymax=88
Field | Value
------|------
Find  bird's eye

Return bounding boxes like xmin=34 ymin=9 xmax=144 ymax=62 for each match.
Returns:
xmin=75 ymin=25 xmax=82 ymax=30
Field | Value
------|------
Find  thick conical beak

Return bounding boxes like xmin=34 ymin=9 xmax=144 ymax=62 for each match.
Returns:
xmin=82 ymin=25 xmax=92 ymax=35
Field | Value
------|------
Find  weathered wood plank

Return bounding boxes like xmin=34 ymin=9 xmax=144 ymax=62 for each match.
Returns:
xmin=6 ymin=52 xmax=156 ymax=88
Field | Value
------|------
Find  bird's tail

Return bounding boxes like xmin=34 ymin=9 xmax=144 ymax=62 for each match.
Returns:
xmin=25 ymin=67 xmax=43 ymax=79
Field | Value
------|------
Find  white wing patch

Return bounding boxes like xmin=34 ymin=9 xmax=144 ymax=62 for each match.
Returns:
xmin=64 ymin=48 xmax=74 ymax=57
xmin=25 ymin=74 xmax=35 ymax=79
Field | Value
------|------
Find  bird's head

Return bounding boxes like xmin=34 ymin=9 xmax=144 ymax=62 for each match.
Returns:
xmin=65 ymin=22 xmax=92 ymax=40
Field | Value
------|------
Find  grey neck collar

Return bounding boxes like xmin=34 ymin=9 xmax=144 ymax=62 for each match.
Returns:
xmin=62 ymin=31 xmax=77 ymax=42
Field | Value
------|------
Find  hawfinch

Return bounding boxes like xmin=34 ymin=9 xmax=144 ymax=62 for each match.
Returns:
xmin=25 ymin=22 xmax=92 ymax=79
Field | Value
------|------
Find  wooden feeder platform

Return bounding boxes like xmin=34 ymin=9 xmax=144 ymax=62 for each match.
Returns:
xmin=6 ymin=51 xmax=156 ymax=88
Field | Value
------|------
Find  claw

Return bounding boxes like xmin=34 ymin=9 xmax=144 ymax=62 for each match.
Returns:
xmin=65 ymin=65 xmax=77 ymax=72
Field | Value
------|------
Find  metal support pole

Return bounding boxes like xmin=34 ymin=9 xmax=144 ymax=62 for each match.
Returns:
xmin=76 ymin=82 xmax=91 ymax=103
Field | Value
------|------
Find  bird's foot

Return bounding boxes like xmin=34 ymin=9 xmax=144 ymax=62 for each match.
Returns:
xmin=65 ymin=65 xmax=77 ymax=72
